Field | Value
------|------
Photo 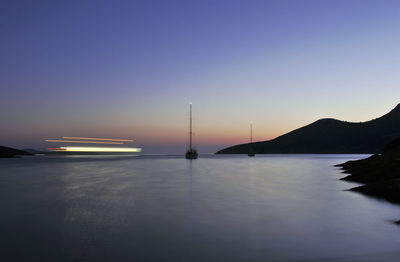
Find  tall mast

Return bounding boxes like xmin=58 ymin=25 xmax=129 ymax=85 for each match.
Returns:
xmin=250 ymin=123 xmax=252 ymax=144
xmin=248 ymin=123 xmax=255 ymax=156
xmin=190 ymin=103 xmax=192 ymax=151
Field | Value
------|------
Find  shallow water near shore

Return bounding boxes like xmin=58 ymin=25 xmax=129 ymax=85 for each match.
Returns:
xmin=1 ymin=154 xmax=400 ymax=261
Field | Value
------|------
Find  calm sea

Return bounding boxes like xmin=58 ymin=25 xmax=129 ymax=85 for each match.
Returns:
xmin=1 ymin=154 xmax=400 ymax=262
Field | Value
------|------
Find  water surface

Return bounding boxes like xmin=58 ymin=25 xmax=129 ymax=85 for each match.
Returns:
xmin=1 ymin=154 xmax=400 ymax=261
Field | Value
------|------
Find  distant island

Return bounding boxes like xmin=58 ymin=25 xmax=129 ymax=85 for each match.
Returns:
xmin=216 ymin=103 xmax=400 ymax=154
xmin=0 ymin=146 xmax=31 ymax=158
xmin=336 ymin=138 xmax=400 ymax=224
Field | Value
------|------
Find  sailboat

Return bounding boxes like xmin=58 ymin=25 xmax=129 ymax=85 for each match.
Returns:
xmin=248 ymin=123 xmax=255 ymax=157
xmin=185 ymin=103 xmax=198 ymax=159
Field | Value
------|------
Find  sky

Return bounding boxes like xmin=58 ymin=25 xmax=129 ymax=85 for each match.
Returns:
xmin=1 ymin=0 xmax=400 ymax=153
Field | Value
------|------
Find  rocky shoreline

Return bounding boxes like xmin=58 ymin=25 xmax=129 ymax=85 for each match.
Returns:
xmin=336 ymin=138 xmax=400 ymax=223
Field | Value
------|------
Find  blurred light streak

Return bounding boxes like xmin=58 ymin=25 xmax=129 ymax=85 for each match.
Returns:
xmin=46 ymin=147 xmax=65 ymax=151
xmin=62 ymin=137 xmax=134 ymax=142
xmin=45 ymin=140 xmax=124 ymax=144
xmin=56 ymin=147 xmax=142 ymax=152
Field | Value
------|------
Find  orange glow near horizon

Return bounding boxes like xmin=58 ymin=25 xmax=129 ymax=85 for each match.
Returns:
xmin=45 ymin=140 xmax=124 ymax=145
xmin=124 ymin=126 xmax=280 ymax=146
xmin=62 ymin=137 xmax=134 ymax=142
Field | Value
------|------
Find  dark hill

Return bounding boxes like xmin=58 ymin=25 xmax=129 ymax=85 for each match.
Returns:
xmin=0 ymin=146 xmax=32 ymax=158
xmin=216 ymin=104 xmax=400 ymax=154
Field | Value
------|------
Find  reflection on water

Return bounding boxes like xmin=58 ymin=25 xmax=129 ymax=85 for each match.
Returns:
xmin=1 ymin=155 xmax=400 ymax=261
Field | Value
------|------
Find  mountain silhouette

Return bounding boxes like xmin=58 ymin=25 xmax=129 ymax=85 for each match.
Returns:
xmin=0 ymin=146 xmax=32 ymax=158
xmin=216 ymin=104 xmax=400 ymax=154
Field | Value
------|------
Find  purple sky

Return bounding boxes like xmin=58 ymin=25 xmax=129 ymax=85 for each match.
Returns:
xmin=1 ymin=0 xmax=400 ymax=153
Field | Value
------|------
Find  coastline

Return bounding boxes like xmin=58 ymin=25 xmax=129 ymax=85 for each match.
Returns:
xmin=0 ymin=146 xmax=32 ymax=158
xmin=336 ymin=139 xmax=400 ymax=224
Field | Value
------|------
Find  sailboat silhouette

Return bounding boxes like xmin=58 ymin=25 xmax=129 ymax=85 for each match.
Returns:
xmin=185 ymin=103 xmax=198 ymax=159
xmin=248 ymin=124 xmax=255 ymax=157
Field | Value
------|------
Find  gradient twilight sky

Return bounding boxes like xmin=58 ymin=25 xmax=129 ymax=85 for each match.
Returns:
xmin=1 ymin=0 xmax=400 ymax=153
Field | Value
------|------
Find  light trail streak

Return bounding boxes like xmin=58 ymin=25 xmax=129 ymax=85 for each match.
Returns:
xmin=62 ymin=137 xmax=134 ymax=142
xmin=54 ymin=147 xmax=142 ymax=152
xmin=46 ymin=147 xmax=65 ymax=151
xmin=45 ymin=140 xmax=124 ymax=145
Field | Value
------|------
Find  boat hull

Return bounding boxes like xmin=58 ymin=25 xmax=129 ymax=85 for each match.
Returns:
xmin=185 ymin=150 xmax=198 ymax=159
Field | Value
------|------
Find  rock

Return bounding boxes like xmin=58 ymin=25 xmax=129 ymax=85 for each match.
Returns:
xmin=337 ymin=137 xmax=400 ymax=223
